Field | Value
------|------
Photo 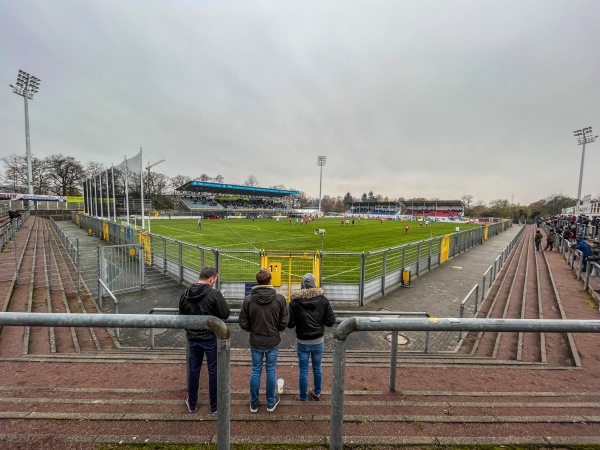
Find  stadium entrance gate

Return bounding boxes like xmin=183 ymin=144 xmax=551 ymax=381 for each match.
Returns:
xmin=260 ymin=250 xmax=321 ymax=300
xmin=97 ymin=244 xmax=145 ymax=302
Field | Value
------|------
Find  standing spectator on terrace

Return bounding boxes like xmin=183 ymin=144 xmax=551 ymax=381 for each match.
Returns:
xmin=239 ymin=269 xmax=289 ymax=413
xmin=179 ymin=267 xmax=230 ymax=415
xmin=534 ymin=229 xmax=543 ymax=251
xmin=573 ymin=237 xmax=592 ymax=272
xmin=288 ymin=273 xmax=335 ymax=402
xmin=543 ymin=229 xmax=557 ymax=252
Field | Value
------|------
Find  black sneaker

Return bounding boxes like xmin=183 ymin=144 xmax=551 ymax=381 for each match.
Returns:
xmin=210 ymin=407 xmax=217 ymax=415
xmin=185 ymin=398 xmax=197 ymax=413
xmin=250 ymin=401 xmax=258 ymax=413
xmin=267 ymin=396 xmax=280 ymax=413
xmin=308 ymin=390 xmax=320 ymax=401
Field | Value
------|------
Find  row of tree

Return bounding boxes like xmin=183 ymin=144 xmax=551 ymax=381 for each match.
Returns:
xmin=0 ymin=153 xmax=594 ymax=219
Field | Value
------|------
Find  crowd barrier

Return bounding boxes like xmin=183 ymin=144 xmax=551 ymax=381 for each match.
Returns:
xmin=0 ymin=312 xmax=599 ymax=450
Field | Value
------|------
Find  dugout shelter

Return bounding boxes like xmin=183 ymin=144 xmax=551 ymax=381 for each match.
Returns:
xmin=175 ymin=181 xmax=299 ymax=217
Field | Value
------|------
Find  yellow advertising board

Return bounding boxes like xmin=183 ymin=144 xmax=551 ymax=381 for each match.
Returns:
xmin=139 ymin=232 xmax=152 ymax=265
xmin=440 ymin=235 xmax=450 ymax=263
xmin=66 ymin=196 xmax=84 ymax=203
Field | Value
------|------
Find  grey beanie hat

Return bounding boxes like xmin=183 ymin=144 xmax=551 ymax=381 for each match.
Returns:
xmin=301 ymin=273 xmax=316 ymax=289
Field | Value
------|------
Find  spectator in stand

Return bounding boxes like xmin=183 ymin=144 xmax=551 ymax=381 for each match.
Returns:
xmin=562 ymin=226 xmax=574 ymax=243
xmin=543 ymin=229 xmax=557 ymax=251
xmin=239 ymin=269 xmax=289 ymax=413
xmin=179 ymin=267 xmax=230 ymax=415
xmin=534 ymin=229 xmax=543 ymax=251
xmin=573 ymin=237 xmax=592 ymax=272
xmin=287 ymin=273 xmax=335 ymax=402
xmin=591 ymin=216 xmax=599 ymax=239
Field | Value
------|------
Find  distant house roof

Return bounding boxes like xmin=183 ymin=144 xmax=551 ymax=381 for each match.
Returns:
xmin=176 ymin=181 xmax=299 ymax=198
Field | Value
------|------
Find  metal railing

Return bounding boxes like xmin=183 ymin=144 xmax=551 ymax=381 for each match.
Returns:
xmin=49 ymin=217 xmax=81 ymax=294
xmin=329 ymin=316 xmax=600 ymax=450
xmin=1 ymin=312 xmax=599 ymax=450
xmin=146 ymin=307 xmax=431 ymax=350
xmin=459 ymin=225 xmax=526 ymax=320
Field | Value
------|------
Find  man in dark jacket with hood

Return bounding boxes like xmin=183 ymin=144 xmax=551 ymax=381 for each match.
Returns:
xmin=179 ymin=266 xmax=230 ymax=415
xmin=239 ymin=269 xmax=289 ymax=413
xmin=288 ymin=273 xmax=336 ymax=401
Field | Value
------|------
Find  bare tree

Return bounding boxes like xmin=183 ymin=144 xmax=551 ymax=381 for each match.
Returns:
xmin=214 ymin=174 xmax=224 ymax=183
xmin=1 ymin=154 xmax=27 ymax=193
xmin=244 ymin=174 xmax=259 ymax=187
xmin=46 ymin=154 xmax=85 ymax=196
xmin=461 ymin=194 xmax=473 ymax=209
xmin=170 ymin=174 xmax=191 ymax=194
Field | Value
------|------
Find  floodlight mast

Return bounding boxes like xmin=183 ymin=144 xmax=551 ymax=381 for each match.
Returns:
xmin=573 ymin=127 xmax=596 ymax=213
xmin=10 ymin=70 xmax=41 ymax=196
xmin=317 ymin=156 xmax=326 ymax=215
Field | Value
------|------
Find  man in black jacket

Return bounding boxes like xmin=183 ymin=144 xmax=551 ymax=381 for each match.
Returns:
xmin=288 ymin=273 xmax=336 ymax=401
xmin=179 ymin=267 xmax=230 ymax=414
xmin=239 ymin=269 xmax=289 ymax=413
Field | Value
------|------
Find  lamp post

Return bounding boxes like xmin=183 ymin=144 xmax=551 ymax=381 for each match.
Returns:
xmin=10 ymin=70 xmax=41 ymax=196
xmin=317 ymin=155 xmax=326 ymax=215
xmin=573 ymin=127 xmax=597 ymax=213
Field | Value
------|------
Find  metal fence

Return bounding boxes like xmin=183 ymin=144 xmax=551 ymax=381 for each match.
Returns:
xmin=0 ymin=212 xmax=31 ymax=283
xmin=71 ymin=213 xmax=510 ymax=304
xmin=459 ymin=225 xmax=526 ymax=323
xmin=1 ymin=312 xmax=599 ymax=450
xmin=329 ymin=316 xmax=600 ymax=450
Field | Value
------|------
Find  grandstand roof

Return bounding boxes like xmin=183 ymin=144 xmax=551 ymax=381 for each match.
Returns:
xmin=176 ymin=181 xmax=299 ymax=198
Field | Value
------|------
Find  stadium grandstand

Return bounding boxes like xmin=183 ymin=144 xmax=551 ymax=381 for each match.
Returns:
xmin=346 ymin=199 xmax=465 ymax=221
xmin=347 ymin=201 xmax=404 ymax=218
xmin=404 ymin=199 xmax=464 ymax=220
xmin=175 ymin=181 xmax=299 ymax=217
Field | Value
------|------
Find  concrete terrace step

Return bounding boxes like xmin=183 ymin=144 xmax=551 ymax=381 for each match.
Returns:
xmin=1 ymin=346 xmax=581 ymax=368
xmin=1 ymin=386 xmax=599 ymax=447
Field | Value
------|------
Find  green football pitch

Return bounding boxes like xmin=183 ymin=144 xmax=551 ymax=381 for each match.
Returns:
xmin=149 ymin=217 xmax=479 ymax=252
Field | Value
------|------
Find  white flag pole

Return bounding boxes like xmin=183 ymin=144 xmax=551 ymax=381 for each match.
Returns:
xmin=99 ymin=171 xmax=104 ymax=219
xmin=105 ymin=166 xmax=110 ymax=221
xmin=111 ymin=165 xmax=117 ymax=221
xmin=124 ymin=156 xmax=130 ymax=227
xmin=140 ymin=147 xmax=145 ymax=231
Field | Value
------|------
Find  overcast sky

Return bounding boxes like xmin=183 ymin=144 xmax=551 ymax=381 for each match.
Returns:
xmin=1 ymin=0 xmax=599 ymax=205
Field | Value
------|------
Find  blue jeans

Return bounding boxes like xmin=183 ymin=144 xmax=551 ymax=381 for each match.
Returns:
xmin=296 ymin=342 xmax=324 ymax=401
xmin=187 ymin=338 xmax=218 ymax=409
xmin=249 ymin=345 xmax=279 ymax=406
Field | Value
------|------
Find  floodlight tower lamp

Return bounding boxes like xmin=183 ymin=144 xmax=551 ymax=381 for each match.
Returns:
xmin=317 ymin=156 xmax=326 ymax=215
xmin=573 ymin=126 xmax=596 ymax=213
xmin=10 ymin=70 xmax=41 ymax=197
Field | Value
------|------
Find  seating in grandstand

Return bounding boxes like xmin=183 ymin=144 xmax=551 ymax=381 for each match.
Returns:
xmin=347 ymin=202 xmax=401 ymax=217
xmin=405 ymin=209 xmax=462 ymax=217
xmin=178 ymin=194 xmax=291 ymax=212
xmin=180 ymin=196 xmax=220 ymax=210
